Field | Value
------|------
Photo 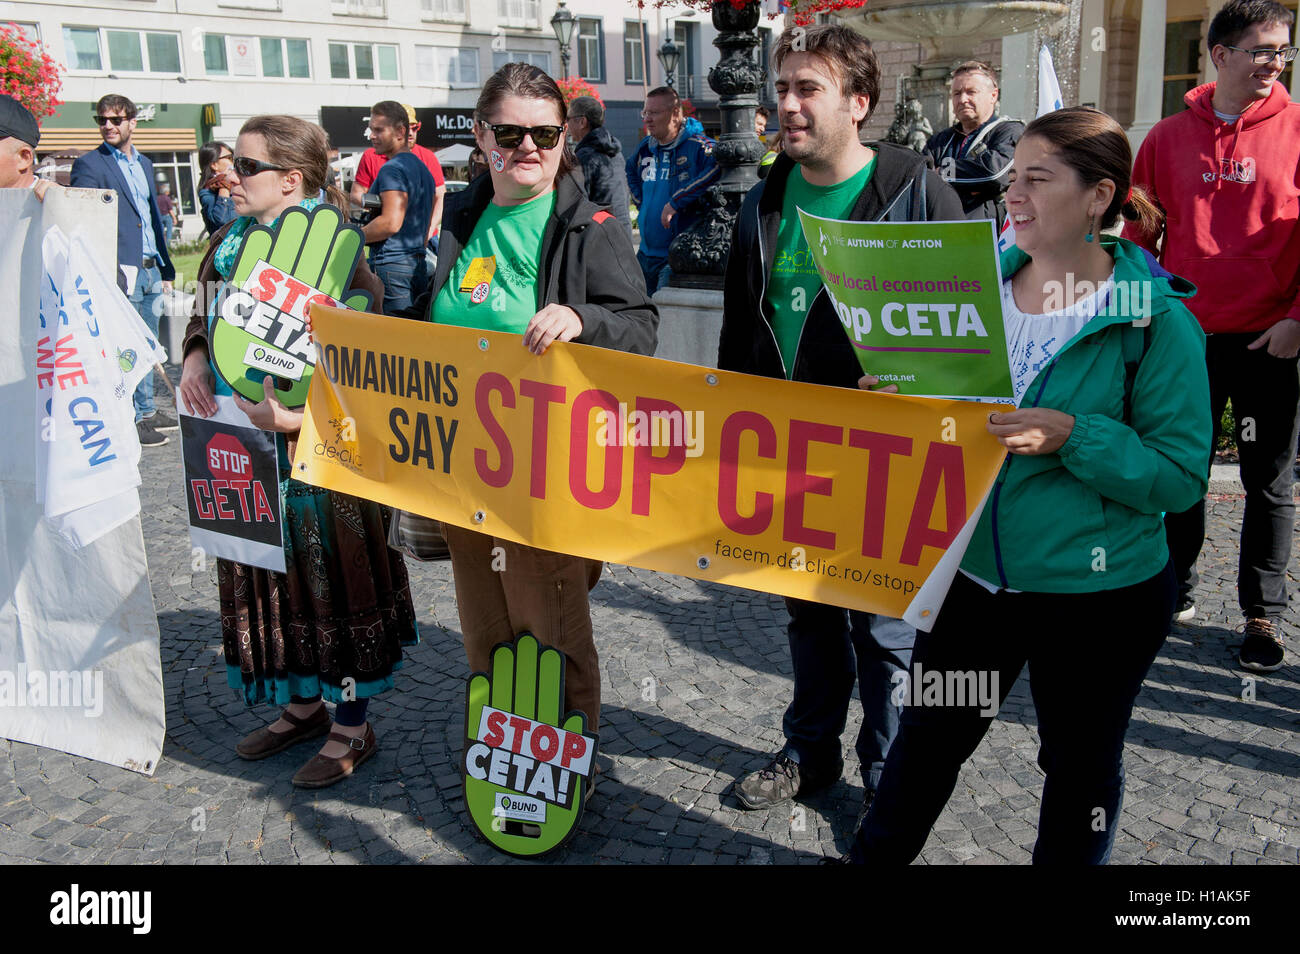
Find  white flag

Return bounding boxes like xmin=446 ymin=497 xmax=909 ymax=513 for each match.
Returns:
xmin=1037 ymin=44 xmax=1064 ymax=118
xmin=1000 ymin=45 xmax=1066 ymax=253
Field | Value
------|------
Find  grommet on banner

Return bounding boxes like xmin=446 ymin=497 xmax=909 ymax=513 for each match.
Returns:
xmin=697 ymin=556 xmax=710 ymax=569
xmin=705 ymin=373 xmax=718 ymax=386
xmin=100 ymin=191 xmax=114 ymax=204
xmin=478 ymin=338 xmax=489 ymax=351
xmin=297 ymin=461 xmax=306 ymax=472
xmin=473 ymin=510 xmax=486 ymax=524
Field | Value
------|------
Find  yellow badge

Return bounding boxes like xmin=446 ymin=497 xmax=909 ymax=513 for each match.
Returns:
xmin=459 ymin=256 xmax=497 ymax=293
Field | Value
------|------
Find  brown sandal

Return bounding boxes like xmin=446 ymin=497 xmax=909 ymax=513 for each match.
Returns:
xmin=235 ymin=704 xmax=329 ymax=761
xmin=291 ymin=724 xmax=378 ymax=789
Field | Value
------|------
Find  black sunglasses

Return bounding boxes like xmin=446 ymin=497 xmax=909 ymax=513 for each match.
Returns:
xmin=232 ymin=156 xmax=289 ymax=177
xmin=93 ymin=115 xmax=131 ymax=126
xmin=479 ymin=121 xmax=565 ymax=150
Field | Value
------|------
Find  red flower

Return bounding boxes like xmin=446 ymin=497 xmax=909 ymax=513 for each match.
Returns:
xmin=0 ymin=22 xmax=65 ymax=119
xmin=556 ymin=75 xmax=604 ymax=107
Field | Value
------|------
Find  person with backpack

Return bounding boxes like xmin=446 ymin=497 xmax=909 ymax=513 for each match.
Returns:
xmin=923 ymin=61 xmax=1023 ymax=227
xmin=718 ymin=23 xmax=963 ymax=830
xmin=838 ymin=106 xmax=1212 ymax=864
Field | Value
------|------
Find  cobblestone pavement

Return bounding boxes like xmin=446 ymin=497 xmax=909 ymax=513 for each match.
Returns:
xmin=2 ymin=395 xmax=1298 ymax=864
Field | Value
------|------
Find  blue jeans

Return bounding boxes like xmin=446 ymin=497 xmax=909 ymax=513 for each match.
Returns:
xmin=781 ymin=597 xmax=915 ymax=791
xmin=373 ymin=256 xmax=427 ymax=317
xmin=130 ymin=263 xmax=163 ymax=422
xmin=849 ymin=564 xmax=1174 ymax=864
xmin=637 ymin=249 xmax=671 ymax=296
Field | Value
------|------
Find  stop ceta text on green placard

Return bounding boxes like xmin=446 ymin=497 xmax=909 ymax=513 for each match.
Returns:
xmin=797 ymin=212 xmax=1014 ymax=403
xmin=209 ymin=204 xmax=371 ymax=409
xmin=462 ymin=633 xmax=597 ymax=857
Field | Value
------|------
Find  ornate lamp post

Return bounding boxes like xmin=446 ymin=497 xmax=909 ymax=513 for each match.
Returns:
xmin=666 ymin=1 xmax=764 ymax=288
xmin=550 ymin=0 xmax=576 ymax=79
xmin=657 ymin=36 xmax=681 ymax=88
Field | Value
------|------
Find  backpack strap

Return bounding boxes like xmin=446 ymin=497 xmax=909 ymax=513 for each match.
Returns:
xmin=1121 ymin=320 xmax=1152 ymax=425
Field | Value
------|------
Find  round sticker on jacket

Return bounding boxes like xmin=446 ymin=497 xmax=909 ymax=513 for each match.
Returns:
xmin=490 ymin=150 xmax=505 ymax=172
xmin=471 ymin=281 xmax=490 ymax=303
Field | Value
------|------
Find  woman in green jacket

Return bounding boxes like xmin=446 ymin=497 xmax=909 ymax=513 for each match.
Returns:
xmin=847 ymin=107 xmax=1212 ymax=864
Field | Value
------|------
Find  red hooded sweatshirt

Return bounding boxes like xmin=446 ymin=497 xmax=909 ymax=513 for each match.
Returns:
xmin=1124 ymin=82 xmax=1300 ymax=333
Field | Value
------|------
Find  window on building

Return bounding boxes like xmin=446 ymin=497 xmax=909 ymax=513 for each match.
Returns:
xmin=624 ymin=19 xmax=646 ymax=84
xmin=331 ymin=0 xmax=387 ymax=15
xmin=496 ymin=0 xmax=540 ymax=29
xmin=10 ymin=22 xmax=40 ymax=42
xmin=108 ymin=30 xmax=182 ymax=73
xmin=64 ymin=28 xmax=181 ymax=74
xmin=415 ymin=45 xmax=478 ymax=85
xmin=576 ymin=17 xmax=604 ymax=82
xmin=329 ymin=42 xmax=399 ymax=81
xmin=674 ymin=22 xmax=697 ymax=98
xmin=146 ymin=152 xmax=199 ymax=217
xmin=1163 ymin=18 xmax=1202 ymax=117
xmin=421 ymin=0 xmax=466 ymax=20
xmin=204 ymin=35 xmax=310 ymax=78
xmin=493 ymin=50 xmax=550 ymax=73
xmin=63 ymin=27 xmax=102 ymax=70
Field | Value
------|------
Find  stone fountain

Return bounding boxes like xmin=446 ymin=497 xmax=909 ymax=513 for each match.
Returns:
xmin=836 ymin=0 xmax=1078 ymax=136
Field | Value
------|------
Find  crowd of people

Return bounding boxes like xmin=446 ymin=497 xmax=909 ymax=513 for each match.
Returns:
xmin=4 ymin=0 xmax=1297 ymax=864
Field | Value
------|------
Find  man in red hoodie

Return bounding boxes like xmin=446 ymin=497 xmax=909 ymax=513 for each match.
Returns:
xmin=1126 ymin=0 xmax=1300 ymax=673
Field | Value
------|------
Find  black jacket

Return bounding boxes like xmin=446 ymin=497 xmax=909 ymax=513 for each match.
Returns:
xmin=719 ymin=143 xmax=965 ymax=387
xmin=417 ymin=170 xmax=657 ymax=355
xmin=575 ymin=125 xmax=632 ymax=236
xmin=922 ymin=115 xmax=1023 ymax=223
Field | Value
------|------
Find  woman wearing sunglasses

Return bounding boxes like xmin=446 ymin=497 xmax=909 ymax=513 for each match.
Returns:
xmin=422 ymin=62 xmax=657 ymax=751
xmin=178 ymin=115 xmax=418 ymax=788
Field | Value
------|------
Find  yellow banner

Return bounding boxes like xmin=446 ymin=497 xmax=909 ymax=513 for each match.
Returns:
xmin=295 ymin=305 xmax=1008 ymax=620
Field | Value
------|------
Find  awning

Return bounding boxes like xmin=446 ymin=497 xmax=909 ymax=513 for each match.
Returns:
xmin=36 ymin=128 xmax=198 ymax=154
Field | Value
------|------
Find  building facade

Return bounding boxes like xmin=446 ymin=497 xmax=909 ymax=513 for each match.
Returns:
xmin=4 ymin=0 xmax=758 ymax=238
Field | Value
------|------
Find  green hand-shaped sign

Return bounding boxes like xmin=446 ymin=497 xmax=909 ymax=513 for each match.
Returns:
xmin=210 ymin=204 xmax=371 ymax=409
xmin=463 ymin=632 xmax=597 ymax=858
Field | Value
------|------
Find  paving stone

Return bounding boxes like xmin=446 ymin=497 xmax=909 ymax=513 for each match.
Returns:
xmin=0 ymin=447 xmax=1294 ymax=866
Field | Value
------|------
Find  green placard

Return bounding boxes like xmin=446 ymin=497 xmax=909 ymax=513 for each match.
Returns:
xmin=209 ymin=205 xmax=371 ymax=408
xmin=462 ymin=633 xmax=597 ymax=858
xmin=797 ymin=212 xmax=1014 ymax=403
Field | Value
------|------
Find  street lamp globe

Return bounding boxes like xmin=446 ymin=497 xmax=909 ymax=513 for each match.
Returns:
xmin=658 ymin=37 xmax=680 ymax=87
xmin=550 ymin=1 xmax=576 ymax=77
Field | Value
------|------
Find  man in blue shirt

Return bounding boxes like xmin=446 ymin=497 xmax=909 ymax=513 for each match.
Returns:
xmin=362 ymin=100 xmax=434 ymax=315
xmin=70 ymin=94 xmax=175 ymax=447
xmin=626 ymin=87 xmax=719 ymax=295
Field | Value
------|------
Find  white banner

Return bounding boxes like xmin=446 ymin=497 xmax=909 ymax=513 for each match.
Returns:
xmin=0 ymin=187 xmax=165 ymax=774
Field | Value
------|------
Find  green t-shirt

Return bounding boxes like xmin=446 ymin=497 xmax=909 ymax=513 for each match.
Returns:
xmin=431 ymin=191 xmax=556 ymax=333
xmin=766 ymin=157 xmax=876 ymax=375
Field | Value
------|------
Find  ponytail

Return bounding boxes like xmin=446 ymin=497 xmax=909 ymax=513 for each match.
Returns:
xmin=324 ymin=183 xmax=350 ymax=215
xmin=1120 ymin=184 xmax=1162 ymax=238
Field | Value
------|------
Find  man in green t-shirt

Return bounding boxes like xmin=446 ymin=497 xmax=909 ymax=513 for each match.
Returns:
xmin=718 ymin=24 xmax=964 ymax=830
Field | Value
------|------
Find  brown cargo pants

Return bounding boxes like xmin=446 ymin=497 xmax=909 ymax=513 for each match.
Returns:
xmin=441 ymin=522 xmax=604 ymax=732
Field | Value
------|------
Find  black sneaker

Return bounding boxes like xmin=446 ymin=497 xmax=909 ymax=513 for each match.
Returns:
xmin=734 ymin=752 xmax=841 ymax=810
xmin=136 ymin=420 xmax=168 ymax=447
xmin=1173 ymin=599 xmax=1196 ymax=623
xmin=147 ymin=410 xmax=179 ymax=432
xmin=1239 ymin=618 xmax=1285 ymax=673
